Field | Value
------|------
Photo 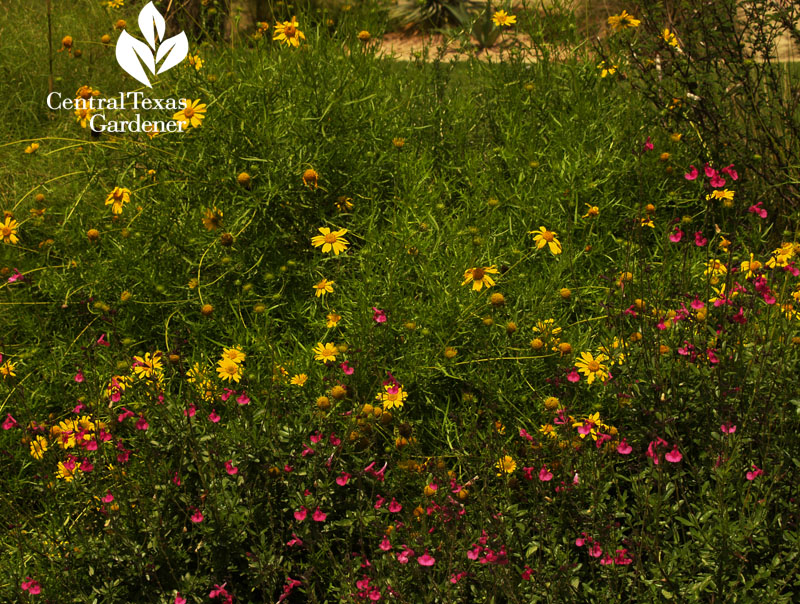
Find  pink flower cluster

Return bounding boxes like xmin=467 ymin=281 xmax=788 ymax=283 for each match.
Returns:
xmin=576 ymin=533 xmax=632 ymax=565
xmin=646 ymin=437 xmax=682 ymax=465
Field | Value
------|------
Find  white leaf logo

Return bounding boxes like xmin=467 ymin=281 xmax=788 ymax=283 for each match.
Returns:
xmin=115 ymin=1 xmax=188 ymax=88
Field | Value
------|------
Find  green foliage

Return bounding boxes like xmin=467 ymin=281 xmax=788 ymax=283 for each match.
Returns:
xmin=1 ymin=1 xmax=800 ymax=603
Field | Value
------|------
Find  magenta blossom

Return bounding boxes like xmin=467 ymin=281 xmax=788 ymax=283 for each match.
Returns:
xmin=664 ymin=446 xmax=683 ymax=463
xmin=669 ymin=228 xmax=683 ymax=242
xmin=287 ymin=533 xmax=303 ymax=547
xmin=225 ymin=460 xmax=238 ymax=475
xmin=642 ymin=136 xmax=654 ymax=152
xmin=175 ymin=593 xmax=187 ymax=604
xmin=340 ymin=361 xmax=354 ymax=375
xmin=379 ymin=535 xmax=392 ymax=551
xmin=208 ymin=409 xmax=221 ymax=423
xmin=236 ymin=392 xmax=250 ymax=405
xmin=190 ymin=509 xmax=204 ymax=523
xmin=294 ymin=506 xmax=308 ymax=522
xmin=396 ymin=546 xmax=415 ymax=564
xmin=684 ymin=165 xmax=699 ymax=180
xmin=720 ymin=422 xmax=737 ymax=434
xmin=336 ymin=472 xmax=351 ymax=486
xmin=21 ymin=577 xmax=41 ymax=595
xmin=721 ymin=163 xmax=738 ymax=180
xmin=746 ymin=464 xmax=764 ymax=481
xmin=417 ymin=550 xmax=436 ymax=566
xmin=617 ymin=439 xmax=632 ymax=455
xmin=538 ymin=466 xmax=554 ymax=481
xmin=748 ymin=202 xmax=767 ymax=219
xmin=566 ymin=369 xmax=580 ymax=383
xmin=2 ymin=413 xmax=18 ymax=430
xmin=312 ymin=507 xmax=327 ymax=522
xmin=694 ymin=231 xmax=708 ymax=246
xmin=372 ymin=307 xmax=387 ymax=323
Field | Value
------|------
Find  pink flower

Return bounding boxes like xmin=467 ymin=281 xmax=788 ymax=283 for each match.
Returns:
xmin=135 ymin=415 xmax=149 ymax=431
xmin=287 ymin=533 xmax=303 ymax=547
xmin=694 ymin=231 xmax=708 ymax=247
xmin=102 ymin=490 xmax=114 ymax=503
xmin=190 ymin=509 xmax=204 ymax=523
xmin=97 ymin=333 xmax=109 ymax=346
xmin=690 ymin=297 xmax=705 ymax=310
xmin=294 ymin=506 xmax=308 ymax=522
xmin=372 ymin=307 xmax=387 ymax=323
xmin=301 ymin=444 xmax=315 ymax=457
xmin=617 ymin=439 xmax=632 ymax=455
xmin=172 ymin=471 xmax=182 ymax=486
xmin=566 ymin=369 xmax=580 ymax=383
xmin=73 ymin=401 xmax=86 ymax=413
xmin=374 ymin=495 xmax=385 ymax=509
xmin=340 ymin=361 xmax=354 ymax=375
xmin=175 ymin=593 xmax=187 ymax=604
xmin=748 ymin=202 xmax=767 ymax=219
xmin=221 ymin=388 xmax=234 ymax=402
xmin=236 ymin=392 xmax=250 ymax=405
xmin=2 ymin=413 xmax=18 ymax=430
xmin=21 ymin=577 xmax=41 ymax=595
xmin=519 ymin=428 xmax=533 ymax=441
xmin=225 ymin=460 xmax=239 ymax=475
xmin=720 ymin=422 xmax=737 ymax=434
xmin=642 ymin=136 xmax=654 ymax=152
xmin=396 ymin=546 xmax=414 ymax=564
xmin=117 ymin=407 xmax=134 ymax=423
xmin=704 ymin=163 xmax=715 ymax=178
xmin=538 ymin=466 xmax=553 ymax=481
xmin=588 ymin=542 xmax=603 ymax=558
xmin=417 ymin=550 xmax=436 ymax=566
xmin=575 ymin=535 xmax=586 ymax=547
xmin=684 ymin=165 xmax=699 ymax=180
xmin=209 ymin=583 xmax=230 ymax=600
xmin=7 ymin=269 xmax=23 ymax=283
xmin=721 ymin=163 xmax=738 ymax=180
xmin=74 ymin=371 xmax=84 ymax=383
xmin=665 ymin=446 xmax=683 ymax=463
xmin=184 ymin=404 xmax=196 ymax=418
xmin=746 ymin=464 xmax=764 ymax=481
xmin=521 ymin=566 xmax=533 ymax=580
xmin=336 ymin=472 xmax=351 ymax=486
xmin=614 ymin=549 xmax=633 ymax=565
xmin=669 ymin=228 xmax=683 ymax=242
xmin=312 ymin=507 xmax=327 ymax=522
xmin=600 ymin=553 xmax=615 ymax=565
xmin=388 ymin=498 xmax=402 ymax=513
xmin=379 ymin=535 xmax=392 ymax=551
xmin=208 ymin=409 xmax=221 ymax=423
xmin=710 ymin=173 xmax=726 ymax=188
xmin=451 ymin=571 xmax=468 ymax=583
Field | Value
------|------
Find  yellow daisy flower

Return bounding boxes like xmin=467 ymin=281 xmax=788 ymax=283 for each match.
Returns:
xmin=529 ymin=226 xmax=562 ymax=255
xmin=173 ymin=99 xmax=207 ymax=129
xmin=273 ymin=16 xmax=306 ymax=47
xmin=492 ymin=10 xmax=517 ymax=27
xmin=104 ymin=187 xmax=131 ymax=215
xmin=495 ymin=455 xmax=517 ymax=476
xmin=314 ymin=278 xmax=334 ymax=297
xmin=1 ymin=217 xmax=20 ymax=244
xmin=313 ymin=342 xmax=339 ymax=363
xmin=462 ymin=266 xmax=499 ymax=291
xmin=311 ymin=227 xmax=349 ymax=255
xmin=216 ymin=358 xmax=242 ymax=383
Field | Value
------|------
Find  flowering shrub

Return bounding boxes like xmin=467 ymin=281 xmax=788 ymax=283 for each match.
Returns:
xmin=1 ymin=2 xmax=799 ymax=602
